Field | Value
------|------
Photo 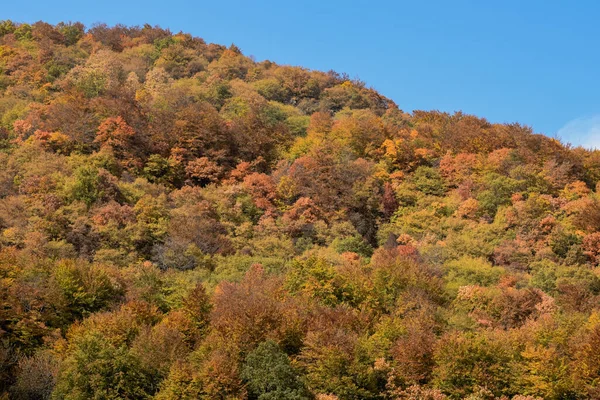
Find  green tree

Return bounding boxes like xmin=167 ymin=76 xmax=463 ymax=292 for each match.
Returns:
xmin=66 ymin=166 xmax=105 ymax=207
xmin=53 ymin=330 xmax=156 ymax=400
xmin=412 ymin=166 xmax=445 ymax=196
xmin=242 ymin=340 xmax=311 ymax=400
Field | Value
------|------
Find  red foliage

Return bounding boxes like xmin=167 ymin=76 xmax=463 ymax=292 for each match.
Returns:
xmin=95 ymin=116 xmax=143 ymax=168
xmin=242 ymin=173 xmax=278 ymax=214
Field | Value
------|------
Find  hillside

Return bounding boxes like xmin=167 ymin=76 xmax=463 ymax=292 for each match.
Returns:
xmin=1 ymin=21 xmax=600 ymax=399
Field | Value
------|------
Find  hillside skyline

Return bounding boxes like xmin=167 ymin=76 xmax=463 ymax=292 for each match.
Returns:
xmin=3 ymin=0 xmax=600 ymax=149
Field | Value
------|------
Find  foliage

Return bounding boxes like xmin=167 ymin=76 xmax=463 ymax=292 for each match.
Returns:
xmin=241 ymin=340 xmax=311 ymax=400
xmin=0 ymin=20 xmax=598 ymax=399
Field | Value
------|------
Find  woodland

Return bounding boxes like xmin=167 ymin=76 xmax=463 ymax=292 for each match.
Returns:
xmin=0 ymin=20 xmax=600 ymax=400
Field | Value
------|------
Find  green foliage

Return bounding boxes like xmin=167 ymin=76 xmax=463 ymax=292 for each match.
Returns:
xmin=549 ymin=229 xmax=582 ymax=259
xmin=0 ymin=97 xmax=29 ymax=130
xmin=412 ymin=166 xmax=445 ymax=196
xmin=444 ymin=256 xmax=504 ymax=296
xmin=242 ymin=340 xmax=310 ymax=400
xmin=65 ymin=166 xmax=104 ymax=207
xmin=143 ymin=154 xmax=175 ymax=185
xmin=286 ymin=256 xmax=363 ymax=307
xmin=58 ymin=22 xmax=84 ymax=46
xmin=332 ymin=235 xmax=374 ymax=258
xmin=53 ymin=330 xmax=156 ymax=400
xmin=477 ymin=173 xmax=523 ymax=217
xmin=529 ymin=261 xmax=559 ymax=293
xmin=530 ymin=260 xmax=600 ymax=295
xmin=53 ymin=260 xmax=122 ymax=319
xmin=254 ymin=78 xmax=291 ymax=102
xmin=0 ymin=20 xmax=16 ymax=37
xmin=443 ymin=223 xmax=504 ymax=261
xmin=206 ymin=255 xmax=285 ymax=286
xmin=14 ymin=24 xmax=32 ymax=41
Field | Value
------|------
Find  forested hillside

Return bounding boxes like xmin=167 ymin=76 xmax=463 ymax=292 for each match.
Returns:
xmin=1 ymin=21 xmax=600 ymax=399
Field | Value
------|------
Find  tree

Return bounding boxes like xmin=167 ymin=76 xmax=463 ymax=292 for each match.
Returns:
xmin=210 ymin=265 xmax=287 ymax=353
xmin=572 ymin=322 xmax=600 ymax=397
xmin=10 ymin=350 xmax=59 ymax=400
xmin=411 ymin=167 xmax=445 ymax=196
xmin=53 ymin=330 xmax=156 ymax=400
xmin=583 ymin=232 xmax=600 ymax=266
xmin=52 ymin=260 xmax=123 ymax=320
xmin=242 ymin=340 xmax=310 ymax=400
xmin=65 ymin=166 xmax=121 ymax=207
xmin=185 ymin=157 xmax=223 ymax=186
xmin=181 ymin=283 xmax=212 ymax=339
xmin=66 ymin=50 xmax=125 ymax=97
xmin=95 ymin=116 xmax=144 ymax=169
xmin=432 ymin=331 xmax=518 ymax=399
xmin=382 ymin=182 xmax=398 ymax=219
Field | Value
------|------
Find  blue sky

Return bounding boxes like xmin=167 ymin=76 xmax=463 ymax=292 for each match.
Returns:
xmin=4 ymin=0 xmax=600 ymax=149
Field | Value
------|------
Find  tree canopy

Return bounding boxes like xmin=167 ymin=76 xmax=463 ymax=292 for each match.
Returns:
xmin=0 ymin=20 xmax=600 ymax=400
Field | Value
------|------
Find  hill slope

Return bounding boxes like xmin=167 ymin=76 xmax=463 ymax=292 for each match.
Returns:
xmin=1 ymin=21 xmax=600 ymax=399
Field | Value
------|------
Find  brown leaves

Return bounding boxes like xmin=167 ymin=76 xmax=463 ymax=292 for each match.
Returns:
xmin=583 ymin=232 xmax=600 ymax=266
xmin=95 ymin=116 xmax=144 ymax=169
xmin=185 ymin=157 xmax=224 ymax=186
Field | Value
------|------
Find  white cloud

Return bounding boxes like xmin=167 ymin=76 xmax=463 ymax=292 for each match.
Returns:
xmin=557 ymin=115 xmax=600 ymax=150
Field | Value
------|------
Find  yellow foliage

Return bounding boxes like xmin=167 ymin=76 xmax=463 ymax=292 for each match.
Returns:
xmin=276 ymin=176 xmax=298 ymax=203
xmin=389 ymin=170 xmax=405 ymax=181
xmin=381 ymin=139 xmax=397 ymax=159
xmin=585 ymin=311 xmax=600 ymax=329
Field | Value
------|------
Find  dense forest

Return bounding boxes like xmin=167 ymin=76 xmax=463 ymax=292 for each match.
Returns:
xmin=0 ymin=20 xmax=599 ymax=400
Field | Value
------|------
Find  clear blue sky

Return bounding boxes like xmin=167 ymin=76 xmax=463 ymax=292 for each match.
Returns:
xmin=4 ymin=0 xmax=600 ymax=148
